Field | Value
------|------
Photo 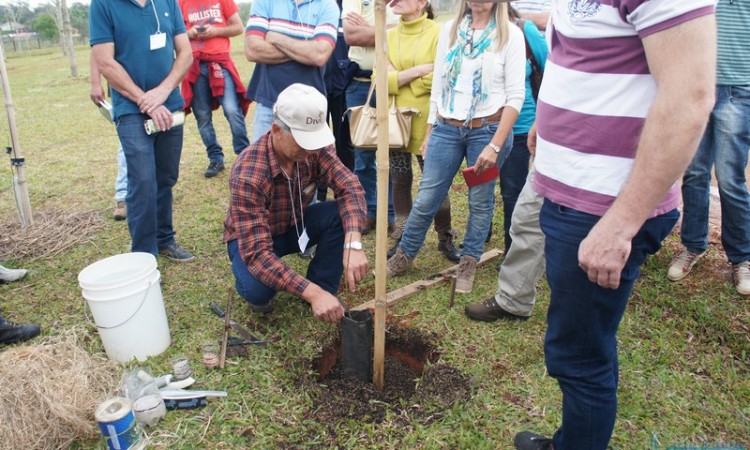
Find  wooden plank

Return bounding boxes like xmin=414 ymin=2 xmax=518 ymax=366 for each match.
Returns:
xmin=352 ymin=248 xmax=503 ymax=312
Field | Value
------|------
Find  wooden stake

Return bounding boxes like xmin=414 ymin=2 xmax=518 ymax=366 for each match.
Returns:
xmin=219 ymin=288 xmax=233 ymax=369
xmin=0 ymin=39 xmax=33 ymax=227
xmin=448 ymin=276 xmax=457 ymax=309
xmin=372 ymin=0 xmax=388 ymax=392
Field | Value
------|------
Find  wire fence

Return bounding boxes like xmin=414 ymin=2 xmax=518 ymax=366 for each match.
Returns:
xmin=1 ymin=35 xmax=88 ymax=56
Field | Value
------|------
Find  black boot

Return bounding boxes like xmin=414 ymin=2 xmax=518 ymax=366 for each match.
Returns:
xmin=438 ymin=230 xmax=460 ymax=262
xmin=0 ymin=321 xmax=40 ymax=345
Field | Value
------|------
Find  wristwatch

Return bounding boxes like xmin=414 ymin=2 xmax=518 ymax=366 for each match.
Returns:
xmin=488 ymin=142 xmax=501 ymax=154
xmin=344 ymin=241 xmax=364 ymax=251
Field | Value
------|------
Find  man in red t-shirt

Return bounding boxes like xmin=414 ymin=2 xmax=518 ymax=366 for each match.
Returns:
xmin=179 ymin=0 xmax=250 ymax=178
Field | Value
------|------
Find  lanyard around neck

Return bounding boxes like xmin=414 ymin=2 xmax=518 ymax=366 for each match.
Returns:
xmin=280 ymin=164 xmax=306 ymax=238
xmin=293 ymin=0 xmax=313 ymax=39
xmin=150 ymin=0 xmax=162 ymax=34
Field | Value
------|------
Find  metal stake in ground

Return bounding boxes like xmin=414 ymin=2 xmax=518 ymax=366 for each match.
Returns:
xmin=219 ymin=288 xmax=233 ymax=369
xmin=448 ymin=276 xmax=457 ymax=309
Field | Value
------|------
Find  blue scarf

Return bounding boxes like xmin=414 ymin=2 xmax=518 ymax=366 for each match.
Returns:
xmin=441 ymin=14 xmax=497 ymax=125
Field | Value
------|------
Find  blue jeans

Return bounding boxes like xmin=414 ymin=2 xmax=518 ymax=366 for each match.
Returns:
xmin=250 ymin=102 xmax=273 ymax=144
xmin=116 ymin=113 xmax=183 ymax=255
xmin=191 ymin=62 xmax=250 ymax=162
xmin=540 ymin=200 xmax=678 ymax=450
xmin=399 ymin=119 xmax=512 ymax=260
xmin=680 ymin=85 xmax=750 ymax=264
xmin=227 ymin=201 xmax=345 ymax=307
xmin=499 ymin=132 xmax=530 ymax=253
xmin=345 ymin=79 xmax=394 ymax=222
xmin=114 ymin=144 xmax=128 ymax=202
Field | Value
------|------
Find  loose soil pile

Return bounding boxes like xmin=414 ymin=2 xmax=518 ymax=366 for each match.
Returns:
xmin=302 ymin=326 xmax=473 ymax=426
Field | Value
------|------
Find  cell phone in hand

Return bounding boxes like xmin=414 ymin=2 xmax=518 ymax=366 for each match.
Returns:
xmin=196 ymin=25 xmax=207 ymax=32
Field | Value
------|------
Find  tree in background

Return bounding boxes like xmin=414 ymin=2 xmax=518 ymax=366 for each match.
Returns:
xmin=60 ymin=0 xmax=77 ymax=76
xmin=43 ymin=0 xmax=77 ymax=75
xmin=32 ymin=13 xmax=57 ymax=41
xmin=0 ymin=1 xmax=34 ymax=33
xmin=69 ymin=3 xmax=88 ymax=40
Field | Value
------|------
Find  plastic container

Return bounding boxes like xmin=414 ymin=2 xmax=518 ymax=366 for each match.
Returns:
xmin=78 ymin=253 xmax=170 ymax=362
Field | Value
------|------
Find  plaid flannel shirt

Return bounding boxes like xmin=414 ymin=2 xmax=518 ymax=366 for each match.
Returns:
xmin=224 ymin=132 xmax=366 ymax=296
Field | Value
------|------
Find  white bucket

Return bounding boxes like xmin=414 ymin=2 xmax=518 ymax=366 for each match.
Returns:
xmin=78 ymin=253 xmax=171 ymax=362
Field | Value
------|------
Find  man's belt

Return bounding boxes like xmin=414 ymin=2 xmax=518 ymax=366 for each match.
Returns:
xmin=353 ymin=68 xmax=373 ymax=79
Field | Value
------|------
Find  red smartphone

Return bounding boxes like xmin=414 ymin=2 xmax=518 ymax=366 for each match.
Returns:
xmin=461 ymin=164 xmax=498 ymax=187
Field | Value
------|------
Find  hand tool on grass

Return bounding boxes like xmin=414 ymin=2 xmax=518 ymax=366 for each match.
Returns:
xmin=210 ymin=302 xmax=270 ymax=346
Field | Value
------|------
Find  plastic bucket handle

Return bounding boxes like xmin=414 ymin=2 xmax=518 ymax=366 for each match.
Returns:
xmin=84 ymin=278 xmax=156 ymax=330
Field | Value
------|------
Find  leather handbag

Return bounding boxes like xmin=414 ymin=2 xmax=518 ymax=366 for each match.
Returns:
xmin=348 ymin=83 xmax=419 ymax=150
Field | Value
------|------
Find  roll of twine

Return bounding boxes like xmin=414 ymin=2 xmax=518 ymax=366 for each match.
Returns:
xmin=172 ymin=358 xmax=193 ymax=381
xmin=95 ymin=397 xmax=142 ymax=450
xmin=202 ymin=351 xmax=220 ymax=369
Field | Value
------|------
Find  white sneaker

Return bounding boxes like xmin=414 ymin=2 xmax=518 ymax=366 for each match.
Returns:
xmin=667 ymin=249 xmax=706 ymax=281
xmin=733 ymin=261 xmax=750 ymax=296
xmin=0 ymin=265 xmax=28 ymax=282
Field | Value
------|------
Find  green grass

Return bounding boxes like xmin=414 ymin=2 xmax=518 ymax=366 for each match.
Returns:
xmin=0 ymin=43 xmax=748 ymax=449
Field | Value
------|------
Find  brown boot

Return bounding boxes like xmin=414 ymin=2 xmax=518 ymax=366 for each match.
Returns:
xmin=464 ymin=297 xmax=530 ymax=322
xmin=455 ymin=255 xmax=478 ymax=294
xmin=113 ymin=201 xmax=127 ymax=221
xmin=386 ymin=247 xmax=413 ymax=278
xmin=362 ymin=216 xmax=376 ymax=235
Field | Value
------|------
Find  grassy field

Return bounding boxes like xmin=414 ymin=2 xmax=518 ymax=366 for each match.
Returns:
xmin=0 ymin=43 xmax=748 ymax=449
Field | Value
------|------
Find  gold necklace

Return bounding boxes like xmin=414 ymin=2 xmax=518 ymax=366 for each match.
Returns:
xmin=397 ymin=16 xmax=427 ymax=70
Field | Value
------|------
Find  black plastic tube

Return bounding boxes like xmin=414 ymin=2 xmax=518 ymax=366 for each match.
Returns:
xmin=341 ymin=310 xmax=373 ymax=382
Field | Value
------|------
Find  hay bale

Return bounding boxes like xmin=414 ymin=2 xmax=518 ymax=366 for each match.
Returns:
xmin=0 ymin=209 xmax=105 ymax=262
xmin=0 ymin=330 xmax=120 ymax=450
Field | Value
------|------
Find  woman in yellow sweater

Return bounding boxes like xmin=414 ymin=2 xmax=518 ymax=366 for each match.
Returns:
xmin=377 ymin=0 xmax=459 ymax=262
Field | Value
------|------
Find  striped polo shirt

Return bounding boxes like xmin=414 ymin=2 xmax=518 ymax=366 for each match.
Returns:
xmin=716 ymin=0 xmax=750 ymax=86
xmin=245 ymin=0 xmax=340 ymax=107
xmin=533 ymin=0 xmax=715 ymax=217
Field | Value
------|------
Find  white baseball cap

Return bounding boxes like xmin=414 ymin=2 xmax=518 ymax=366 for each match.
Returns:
xmin=273 ymin=84 xmax=334 ymax=151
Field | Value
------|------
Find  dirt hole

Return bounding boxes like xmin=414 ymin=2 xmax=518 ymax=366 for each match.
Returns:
xmin=304 ymin=326 xmax=473 ymax=426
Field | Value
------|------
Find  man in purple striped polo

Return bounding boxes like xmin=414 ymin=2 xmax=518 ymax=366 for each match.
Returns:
xmin=513 ymin=1 xmax=717 ymax=449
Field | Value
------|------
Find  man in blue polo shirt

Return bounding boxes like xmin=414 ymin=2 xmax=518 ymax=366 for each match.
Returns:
xmin=244 ymin=0 xmax=340 ymax=143
xmin=90 ymin=0 xmax=195 ymax=261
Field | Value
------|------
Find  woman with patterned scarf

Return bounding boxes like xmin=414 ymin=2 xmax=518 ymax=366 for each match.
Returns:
xmin=386 ymin=0 xmax=526 ymax=294
xmin=375 ymin=0 xmax=461 ymax=264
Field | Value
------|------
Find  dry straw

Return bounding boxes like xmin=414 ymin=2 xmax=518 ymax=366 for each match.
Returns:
xmin=0 ymin=209 xmax=105 ymax=262
xmin=0 ymin=329 xmax=120 ymax=450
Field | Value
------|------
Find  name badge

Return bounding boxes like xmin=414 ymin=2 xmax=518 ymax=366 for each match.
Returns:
xmin=150 ymin=33 xmax=166 ymax=50
xmin=298 ymin=228 xmax=310 ymax=253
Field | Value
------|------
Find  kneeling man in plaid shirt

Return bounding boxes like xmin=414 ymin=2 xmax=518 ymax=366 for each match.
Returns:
xmin=224 ymin=84 xmax=368 ymax=323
